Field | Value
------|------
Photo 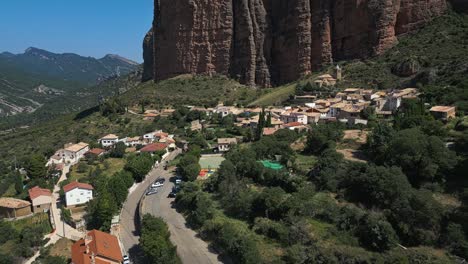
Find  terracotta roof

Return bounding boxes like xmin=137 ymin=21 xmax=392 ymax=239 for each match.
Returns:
xmin=63 ymin=182 xmax=94 ymax=193
xmin=101 ymin=134 xmax=118 ymax=140
xmin=430 ymin=106 xmax=455 ymax=112
xmin=154 ymin=132 xmax=169 ymax=138
xmin=87 ymin=148 xmax=105 ymax=156
xmin=65 ymin=142 xmax=89 ymax=153
xmin=140 ymin=142 xmax=168 ymax=153
xmin=283 ymin=122 xmax=304 ymax=128
xmin=28 ymin=186 xmax=52 ymax=200
xmin=144 ymin=113 xmax=159 ymax=117
xmin=0 ymin=197 xmax=31 ymax=209
xmin=217 ymin=138 xmax=237 ymax=145
xmin=71 ymin=230 xmax=123 ymax=264
xmin=263 ymin=127 xmax=279 ymax=136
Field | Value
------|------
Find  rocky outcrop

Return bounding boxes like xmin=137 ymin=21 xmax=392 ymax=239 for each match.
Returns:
xmin=143 ymin=0 xmax=448 ymax=87
xmin=142 ymin=28 xmax=154 ymax=82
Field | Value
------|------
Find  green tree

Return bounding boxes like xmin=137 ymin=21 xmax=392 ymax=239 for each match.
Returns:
xmin=384 ymin=128 xmax=457 ymax=186
xmin=125 ymin=153 xmax=154 ymax=182
xmin=108 ymin=175 xmax=129 ymax=208
xmin=356 ymin=213 xmax=398 ymax=252
xmin=24 ymin=154 xmax=47 ymax=179
xmin=110 ymin=142 xmax=127 ymax=158
xmin=305 ymin=123 xmax=344 ymax=155
xmin=140 ymin=214 xmax=180 ymax=264
xmin=87 ymin=190 xmax=118 ymax=231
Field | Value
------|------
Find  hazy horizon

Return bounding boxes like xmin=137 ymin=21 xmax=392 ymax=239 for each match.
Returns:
xmin=0 ymin=0 xmax=153 ymax=62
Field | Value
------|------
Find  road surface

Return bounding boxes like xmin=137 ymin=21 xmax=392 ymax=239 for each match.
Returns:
xmin=142 ymin=167 xmax=223 ymax=264
xmin=119 ymin=150 xmax=181 ymax=258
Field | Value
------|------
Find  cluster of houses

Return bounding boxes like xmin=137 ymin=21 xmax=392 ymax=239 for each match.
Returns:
xmin=184 ymin=87 xmax=457 ymax=137
xmin=46 ymin=130 xmax=176 ymax=169
xmin=0 ymin=181 xmax=94 ymax=220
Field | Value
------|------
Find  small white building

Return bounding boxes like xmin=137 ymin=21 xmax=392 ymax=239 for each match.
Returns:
xmin=214 ymin=105 xmax=231 ymax=118
xmin=124 ymin=136 xmax=142 ymax=147
xmin=63 ymin=182 xmax=94 ymax=207
xmin=217 ymin=138 xmax=237 ymax=152
xmin=280 ymin=112 xmax=308 ymax=125
xmin=52 ymin=142 xmax=89 ymax=165
xmin=99 ymin=134 xmax=119 ymax=147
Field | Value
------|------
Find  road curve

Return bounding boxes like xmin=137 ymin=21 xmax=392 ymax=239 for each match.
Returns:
xmin=142 ymin=166 xmax=223 ymax=264
xmin=119 ymin=150 xmax=181 ymax=260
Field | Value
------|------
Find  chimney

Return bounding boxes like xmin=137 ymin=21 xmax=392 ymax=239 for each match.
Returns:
xmin=85 ymin=234 xmax=92 ymax=247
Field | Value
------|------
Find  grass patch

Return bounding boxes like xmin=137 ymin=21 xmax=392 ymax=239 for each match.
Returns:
xmin=294 ymin=154 xmax=317 ymax=175
xmin=49 ymin=238 xmax=73 ymax=258
xmin=12 ymin=213 xmax=52 ymax=233
xmin=249 ymin=83 xmax=295 ymax=106
xmin=69 ymin=157 xmax=126 ymax=183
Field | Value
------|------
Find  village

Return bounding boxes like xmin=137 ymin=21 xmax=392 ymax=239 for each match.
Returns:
xmin=0 ymin=66 xmax=459 ymax=264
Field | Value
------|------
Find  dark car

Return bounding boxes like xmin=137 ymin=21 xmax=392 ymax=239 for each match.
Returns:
xmin=158 ymin=178 xmax=166 ymax=183
xmin=168 ymin=191 xmax=176 ymax=198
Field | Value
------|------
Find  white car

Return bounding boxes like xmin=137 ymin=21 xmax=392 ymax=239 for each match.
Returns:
xmin=123 ymin=255 xmax=130 ymax=264
xmin=151 ymin=181 xmax=164 ymax=188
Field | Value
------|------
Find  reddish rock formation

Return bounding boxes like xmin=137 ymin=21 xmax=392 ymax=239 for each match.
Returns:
xmin=143 ymin=0 xmax=448 ymax=87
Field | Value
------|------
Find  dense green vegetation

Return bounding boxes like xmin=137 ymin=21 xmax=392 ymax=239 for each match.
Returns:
xmin=0 ymin=213 xmax=52 ymax=263
xmin=171 ymin=99 xmax=468 ymax=263
xmin=140 ymin=214 xmax=180 ymax=264
xmin=123 ymin=74 xmax=259 ymax=108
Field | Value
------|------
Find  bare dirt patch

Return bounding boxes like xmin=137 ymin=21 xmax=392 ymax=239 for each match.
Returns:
xmin=49 ymin=237 xmax=73 ymax=258
xmin=343 ymin=130 xmax=368 ymax=144
xmin=337 ymin=149 xmax=368 ymax=163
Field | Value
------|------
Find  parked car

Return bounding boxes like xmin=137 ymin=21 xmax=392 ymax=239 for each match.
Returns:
xmin=168 ymin=191 xmax=176 ymax=198
xmin=175 ymin=177 xmax=182 ymax=185
xmin=146 ymin=188 xmax=158 ymax=196
xmin=123 ymin=255 xmax=130 ymax=264
xmin=151 ymin=179 xmax=164 ymax=188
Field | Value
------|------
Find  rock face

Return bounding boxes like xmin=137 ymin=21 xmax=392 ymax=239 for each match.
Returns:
xmin=143 ymin=0 xmax=448 ymax=87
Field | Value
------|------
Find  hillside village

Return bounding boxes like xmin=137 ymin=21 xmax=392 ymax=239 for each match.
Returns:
xmin=0 ymin=60 xmax=462 ymax=263
xmin=0 ymin=61 xmax=456 ymax=263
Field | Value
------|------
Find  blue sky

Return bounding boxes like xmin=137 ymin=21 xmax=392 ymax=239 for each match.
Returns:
xmin=0 ymin=0 xmax=153 ymax=62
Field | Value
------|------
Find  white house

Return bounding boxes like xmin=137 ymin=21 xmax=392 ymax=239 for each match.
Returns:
xmin=99 ymin=134 xmax=119 ymax=147
xmin=280 ymin=112 xmax=308 ymax=125
xmin=214 ymin=105 xmax=231 ymax=118
xmin=217 ymin=138 xmax=237 ymax=152
xmin=63 ymin=182 xmax=94 ymax=207
xmin=123 ymin=136 xmax=142 ymax=147
xmin=52 ymin=142 xmax=89 ymax=165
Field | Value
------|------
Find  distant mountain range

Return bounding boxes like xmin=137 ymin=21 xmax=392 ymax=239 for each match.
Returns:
xmin=0 ymin=47 xmax=139 ymax=117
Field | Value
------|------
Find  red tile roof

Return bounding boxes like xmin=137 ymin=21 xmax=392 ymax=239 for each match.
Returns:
xmin=63 ymin=182 xmax=94 ymax=193
xmin=283 ymin=122 xmax=304 ymax=128
xmin=28 ymin=186 xmax=52 ymax=200
xmin=140 ymin=142 xmax=167 ymax=153
xmin=71 ymin=230 xmax=123 ymax=264
xmin=87 ymin=148 xmax=105 ymax=156
xmin=263 ymin=127 xmax=279 ymax=136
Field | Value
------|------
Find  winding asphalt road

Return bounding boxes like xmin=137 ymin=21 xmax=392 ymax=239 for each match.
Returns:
xmin=142 ymin=169 xmax=223 ymax=264
xmin=119 ymin=149 xmax=223 ymax=263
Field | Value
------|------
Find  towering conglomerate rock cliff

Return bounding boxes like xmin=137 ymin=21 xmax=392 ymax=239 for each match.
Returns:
xmin=143 ymin=0 xmax=448 ymax=87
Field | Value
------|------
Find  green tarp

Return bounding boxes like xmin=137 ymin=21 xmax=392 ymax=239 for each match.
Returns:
xmin=260 ymin=160 xmax=284 ymax=170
